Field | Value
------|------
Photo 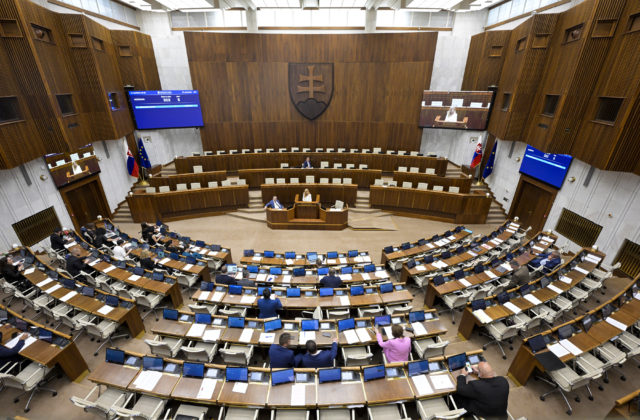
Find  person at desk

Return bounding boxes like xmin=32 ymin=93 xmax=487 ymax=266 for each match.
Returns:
xmin=112 ymin=240 xmax=131 ymax=261
xmin=269 ymin=333 xmax=295 ymax=368
xmin=139 ymin=250 xmax=157 ymax=270
xmin=301 ymin=157 xmax=313 ymax=168
xmin=66 ymin=248 xmax=89 ymax=277
xmin=141 ymin=222 xmax=160 ymax=245
xmin=301 ymin=188 xmax=313 ymax=202
xmin=50 ymin=229 xmax=67 ymax=251
xmin=319 ymin=268 xmax=343 ymax=289
xmin=375 ymin=324 xmax=411 ymax=362
xmin=215 ymin=266 xmax=237 ymax=286
xmin=509 ymin=261 xmax=531 ymax=287
xmin=531 ymin=251 xmax=561 ymax=272
xmin=454 ymin=361 xmax=509 ymax=420
xmin=257 ymin=288 xmax=282 ymax=318
xmin=264 ymin=195 xmax=284 ymax=209
xmin=444 ymin=105 xmax=458 ymax=122
xmin=296 ymin=338 xmax=338 ymax=368
xmin=0 ymin=333 xmax=29 ymax=364
xmin=0 ymin=256 xmax=29 ymax=291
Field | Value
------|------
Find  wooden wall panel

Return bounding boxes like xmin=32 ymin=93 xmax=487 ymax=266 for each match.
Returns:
xmin=110 ymin=30 xmax=161 ymax=90
xmin=461 ymin=30 xmax=511 ymax=91
xmin=185 ymin=32 xmax=437 ymax=152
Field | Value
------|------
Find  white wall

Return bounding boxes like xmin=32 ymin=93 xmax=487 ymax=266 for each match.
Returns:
xmin=135 ymin=128 xmax=203 ymax=164
xmin=420 ymin=128 xmax=485 ymax=166
xmin=94 ymin=139 xmax=138 ymax=211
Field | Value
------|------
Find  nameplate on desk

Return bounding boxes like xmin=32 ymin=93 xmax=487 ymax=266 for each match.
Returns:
xmin=128 ymin=274 xmax=141 ymax=281
xmin=37 ymin=278 xmax=54 ymax=288
xmin=133 ymin=370 xmax=163 ymax=391
xmin=197 ymin=378 xmax=218 ymax=400
xmin=187 ymin=323 xmax=207 ymax=337
xmin=98 ymin=305 xmax=114 ymax=315
xmin=489 ymin=239 xmax=500 ymax=245
xmin=339 ymin=296 xmax=350 ymax=306
xmin=103 ymin=265 xmax=116 ymax=273
xmin=159 ymin=258 xmax=171 ymax=264
xmin=183 ymin=264 xmax=194 ymax=271
xmin=585 ymin=254 xmax=601 ymax=264
xmin=605 ymin=317 xmax=627 ymax=331
xmin=239 ymin=328 xmax=254 ymax=343
xmin=291 ymin=383 xmax=306 ymax=406
xmin=48 ymin=284 xmax=63 ymax=293
xmin=574 ymin=267 xmax=589 ymax=275
xmin=203 ymin=329 xmax=221 ymax=342
xmin=430 ymin=374 xmax=454 ymax=390
xmin=60 ymin=291 xmax=78 ymax=302
xmin=259 ymin=332 xmax=276 ymax=343
xmin=412 ymin=374 xmax=433 ymax=396
xmin=240 ymin=295 xmax=256 ymax=304
xmin=411 ymin=322 xmax=428 ymax=336
xmin=459 ymin=279 xmax=472 ymax=288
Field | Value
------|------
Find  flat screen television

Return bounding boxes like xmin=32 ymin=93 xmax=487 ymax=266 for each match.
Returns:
xmin=128 ymin=90 xmax=204 ymax=129
xmin=519 ymin=145 xmax=573 ymax=188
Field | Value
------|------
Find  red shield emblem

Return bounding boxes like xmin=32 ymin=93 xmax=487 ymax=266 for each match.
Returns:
xmin=289 ymin=63 xmax=333 ymax=120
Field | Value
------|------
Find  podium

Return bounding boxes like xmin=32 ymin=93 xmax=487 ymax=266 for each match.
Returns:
xmin=266 ymin=194 xmax=348 ymax=230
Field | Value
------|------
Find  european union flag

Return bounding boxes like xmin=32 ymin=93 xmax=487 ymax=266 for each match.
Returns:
xmin=482 ymin=141 xmax=497 ymax=179
xmin=137 ymin=138 xmax=152 ymax=169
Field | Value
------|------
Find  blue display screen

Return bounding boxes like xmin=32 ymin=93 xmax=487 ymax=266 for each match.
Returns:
xmin=519 ymin=145 xmax=573 ymax=188
xmin=128 ymin=90 xmax=204 ymax=129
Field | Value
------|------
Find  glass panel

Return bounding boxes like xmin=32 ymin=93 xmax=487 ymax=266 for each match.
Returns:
xmin=188 ymin=12 xmax=206 ymax=27
xmin=171 ymin=12 xmax=188 ymax=27
xmin=510 ymin=0 xmax=525 ymax=16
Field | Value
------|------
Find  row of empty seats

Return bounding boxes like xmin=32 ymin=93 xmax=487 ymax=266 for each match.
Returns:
xmin=193 ymin=163 xmax=369 ymax=172
xmin=373 ymin=179 xmax=460 ymax=193
xmin=397 ymin=167 xmax=437 ymax=174
xmin=192 ymin=148 xmax=435 ymax=156
xmin=146 ymin=179 xmax=246 ymax=193
xmin=264 ymin=177 xmax=353 ymax=185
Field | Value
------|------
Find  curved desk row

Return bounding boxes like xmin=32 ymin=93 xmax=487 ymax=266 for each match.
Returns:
xmin=239 ymin=250 xmax=372 ymax=267
xmin=240 ymin=168 xmax=381 ymax=189
xmin=381 ymin=227 xmax=472 ymax=266
xmin=127 ymin=185 xmax=249 ymax=223
xmin=369 ymin=185 xmax=492 ymax=224
xmin=261 ymin=184 xmax=357 ymax=207
xmin=392 ymin=172 xmax=472 ymax=193
xmin=175 ymin=152 xmax=448 ymax=176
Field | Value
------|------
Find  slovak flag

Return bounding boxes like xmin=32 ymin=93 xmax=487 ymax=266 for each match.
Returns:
xmin=124 ymin=140 xmax=139 ymax=178
xmin=470 ymin=138 xmax=483 ymax=168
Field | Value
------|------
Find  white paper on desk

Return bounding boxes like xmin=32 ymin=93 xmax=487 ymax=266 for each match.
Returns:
xmin=504 ymin=302 xmax=522 ymax=314
xmin=434 ymin=261 xmax=448 ymax=269
xmin=548 ymin=284 xmax=564 ymax=294
xmin=575 ymin=267 xmax=589 ymax=275
xmin=339 ymin=257 xmax=347 ymax=264
xmin=473 ymin=309 xmax=492 ymax=324
xmin=339 ymin=296 xmax=350 ymax=306
xmin=354 ymin=256 xmax=364 ymax=263
xmin=510 ymin=223 xmax=520 ymax=228
xmin=548 ymin=343 xmax=570 ymax=358
xmin=375 ymin=270 xmax=388 ymax=278
xmin=103 ymin=265 xmax=116 ymax=273
xmin=191 ymin=247 xmax=201 ymax=252
xmin=343 ymin=329 xmax=359 ymax=344
xmin=183 ymin=264 xmax=194 ymax=271
xmin=340 ymin=274 xmax=352 ymax=281
xmin=199 ymin=291 xmax=211 ymax=301
xmin=434 ymin=240 xmax=445 ymax=247
xmin=159 ymin=258 xmax=171 ymax=264
xmin=23 ymin=267 xmax=35 ymax=275
xmin=232 ymin=382 xmax=248 ymax=394
xmin=506 ymin=229 xmax=516 ymax=233
xmin=383 ymin=325 xmax=393 ymax=337
xmin=361 ymin=273 xmax=371 ymax=280
xmin=37 ymin=278 xmax=53 ymax=288
xmin=240 ymin=295 xmax=256 ymax=305
xmin=362 ymin=256 xmax=372 ymax=263
xmin=64 ymin=241 xmax=77 ymax=248
xmin=47 ymin=284 xmax=62 ymax=293
xmin=5 ymin=335 xmax=37 ymax=350
xmin=256 ymin=273 xmax=267 ymax=282
xmin=285 ymin=259 xmax=294 ymax=265
xmin=187 ymin=323 xmax=207 ymax=337
xmin=411 ymin=322 xmax=428 ymax=336
xmin=426 ymin=243 xmax=435 ymax=249
xmin=606 ymin=317 xmax=627 ymax=331
xmin=559 ymin=339 xmax=582 ymax=356
xmin=412 ymin=374 xmax=434 ymax=396
xmin=459 ymin=279 xmax=472 ymax=287
xmin=235 ymin=272 xmax=243 ymax=280
xmin=88 ymin=259 xmax=99 ymax=267
xmin=291 ymin=383 xmax=306 ymax=406
xmin=259 ymin=332 xmax=275 ymax=343
xmin=128 ymin=274 xmax=141 ymax=281
xmin=355 ymin=328 xmax=370 ymax=342
xmin=524 ymin=294 xmax=542 ymax=305
xmin=299 ymin=330 xmax=316 ymax=345
xmin=490 ymin=239 xmax=500 ymax=245
xmin=60 ymin=291 xmax=77 ymax=302
xmin=634 ymin=292 xmax=640 ymax=301
xmin=482 ymin=244 xmax=492 ymax=250
xmin=209 ymin=251 xmax=219 ymax=257
xmin=500 ymin=263 xmax=512 ymax=271
xmin=586 ymin=254 xmax=601 ymax=263
xmin=560 ymin=276 xmax=572 ymax=284
xmin=203 ymin=329 xmax=221 ymax=342
xmin=430 ymin=374 xmax=454 ymax=390
xmin=468 ymin=251 xmax=477 ymax=257
xmin=327 ymin=259 xmax=337 ymax=264
xmin=447 ymin=235 xmax=456 ymax=241
xmin=98 ymin=305 xmax=114 ymax=315
xmin=282 ymin=275 xmax=292 ymax=283
xmin=133 ymin=370 xmax=162 ymax=392
xmin=542 ymin=236 xmax=553 ymax=242
xmin=239 ymin=328 xmax=254 ymax=343
xmin=197 ymin=378 xmax=218 ymax=400
xmin=532 ymin=246 xmax=544 ymax=252
xmin=416 ymin=265 xmax=426 ymax=272
xmin=252 ymin=256 xmax=261 ymax=261
xmin=485 ymin=271 xmax=497 ymax=279
xmin=212 ymin=291 xmax=225 ymax=302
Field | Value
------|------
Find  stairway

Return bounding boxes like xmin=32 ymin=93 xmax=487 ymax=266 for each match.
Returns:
xmin=448 ymin=163 xmax=508 ymax=224
xmin=159 ymin=162 xmax=177 ymax=176
xmin=112 ymin=200 xmax=134 ymax=224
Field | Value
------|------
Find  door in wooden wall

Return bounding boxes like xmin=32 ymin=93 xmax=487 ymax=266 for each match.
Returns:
xmin=508 ymin=175 xmax=558 ymax=235
xmin=60 ymin=175 xmax=111 ymax=231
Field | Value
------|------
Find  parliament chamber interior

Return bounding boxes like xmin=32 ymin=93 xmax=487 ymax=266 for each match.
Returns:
xmin=1 ymin=0 xmax=640 ymax=419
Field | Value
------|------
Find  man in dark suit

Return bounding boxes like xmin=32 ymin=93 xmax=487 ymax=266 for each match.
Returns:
xmin=215 ymin=266 xmax=237 ymax=285
xmin=454 ymin=361 xmax=509 ymax=419
xmin=264 ymin=195 xmax=284 ymax=209
xmin=319 ymin=268 xmax=343 ymax=289
xmin=50 ymin=229 xmax=67 ymax=251
xmin=66 ymin=249 xmax=89 ymax=277
xmin=301 ymin=157 xmax=313 ymax=168
xmin=0 ymin=333 xmax=29 ymax=364
xmin=296 ymin=339 xmax=338 ymax=368
xmin=509 ymin=261 xmax=531 ymax=287
xmin=530 ymin=251 xmax=561 ymax=272
xmin=269 ymin=333 xmax=295 ymax=368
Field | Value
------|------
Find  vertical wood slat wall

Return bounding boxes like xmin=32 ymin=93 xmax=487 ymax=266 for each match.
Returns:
xmin=11 ymin=206 xmax=61 ymax=246
xmin=554 ymin=207 xmax=603 ymax=247
xmin=614 ymin=239 xmax=640 ymax=278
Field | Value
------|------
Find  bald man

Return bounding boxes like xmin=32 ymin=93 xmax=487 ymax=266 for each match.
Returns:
xmin=454 ymin=361 xmax=509 ymax=419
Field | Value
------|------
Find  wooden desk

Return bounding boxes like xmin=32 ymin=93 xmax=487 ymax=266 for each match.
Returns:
xmin=239 ymin=168 xmax=382 ymax=189
xmin=266 ymin=206 xmax=348 ymax=231
xmin=408 ymin=371 xmax=457 ymax=399
xmin=239 ymin=253 xmax=373 ymax=268
xmin=128 ymin=371 xmax=181 ymax=397
xmin=363 ymin=374 xmax=414 ymax=404
xmin=217 ymin=380 xmax=269 ymax=408
xmin=88 ymin=362 xmax=140 ymax=390
xmin=392 ymin=172 xmax=472 ymax=194
xmin=171 ymin=376 xmax=222 ymax=403
xmin=147 ymin=171 xmax=227 ymax=190
xmin=261 ymin=183 xmax=357 ymax=207
xmin=369 ymin=185 xmax=491 ymax=224
xmin=267 ymin=378 xmax=317 ymax=408
xmin=127 ymin=185 xmax=249 ymax=223
xmin=316 ymin=377 xmax=365 ymax=408
xmin=381 ymin=229 xmax=472 ymax=266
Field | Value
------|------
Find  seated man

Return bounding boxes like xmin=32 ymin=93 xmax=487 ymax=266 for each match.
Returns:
xmin=319 ymin=268 xmax=343 ymax=289
xmin=257 ymin=288 xmax=282 ymax=318
xmin=530 ymin=251 xmax=561 ymax=272
xmin=454 ymin=361 xmax=509 ymax=420
xmin=66 ymin=249 xmax=89 ymax=277
xmin=269 ymin=333 xmax=295 ymax=368
xmin=509 ymin=261 xmax=531 ymax=287
xmin=49 ymin=229 xmax=67 ymax=251
xmin=0 ymin=333 xmax=29 ymax=364
xmin=301 ymin=157 xmax=313 ymax=168
xmin=215 ymin=266 xmax=237 ymax=285
xmin=296 ymin=338 xmax=338 ymax=368
xmin=264 ymin=195 xmax=284 ymax=209
xmin=112 ymin=240 xmax=131 ymax=261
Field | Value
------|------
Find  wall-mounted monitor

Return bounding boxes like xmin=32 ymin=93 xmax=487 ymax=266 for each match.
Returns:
xmin=419 ymin=91 xmax=493 ymax=130
xmin=519 ymin=145 xmax=573 ymax=188
xmin=128 ymin=90 xmax=204 ymax=130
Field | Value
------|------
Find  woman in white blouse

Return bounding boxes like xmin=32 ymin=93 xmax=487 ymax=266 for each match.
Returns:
xmin=302 ymin=188 xmax=313 ymax=202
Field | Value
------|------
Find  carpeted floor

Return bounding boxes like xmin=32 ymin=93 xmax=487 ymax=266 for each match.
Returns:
xmin=1 ymin=213 xmax=637 ymax=420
